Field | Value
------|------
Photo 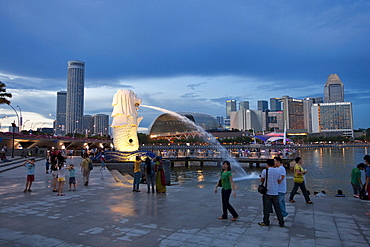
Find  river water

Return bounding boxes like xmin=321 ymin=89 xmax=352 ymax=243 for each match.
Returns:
xmin=170 ymin=147 xmax=369 ymax=197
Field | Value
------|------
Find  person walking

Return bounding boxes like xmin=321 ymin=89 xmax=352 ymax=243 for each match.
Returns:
xmin=259 ymin=159 xmax=285 ymax=227
xmin=100 ymin=152 xmax=106 ymax=170
xmin=154 ymin=156 xmax=166 ymax=193
xmin=133 ymin=156 xmax=142 ymax=192
xmin=351 ymin=163 xmax=365 ymax=198
xmin=274 ymin=157 xmax=288 ymax=218
xmin=144 ymin=157 xmax=155 ymax=194
xmin=214 ymin=160 xmax=239 ymax=221
xmin=289 ymin=157 xmax=313 ymax=204
xmin=81 ymin=153 xmax=92 ymax=186
xmin=23 ymin=158 xmax=36 ymax=193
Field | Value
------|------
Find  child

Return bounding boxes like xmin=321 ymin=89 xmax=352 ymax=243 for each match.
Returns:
xmin=23 ymin=158 xmax=36 ymax=192
xmin=68 ymin=164 xmax=76 ymax=191
xmin=100 ymin=152 xmax=106 ymax=170
xmin=57 ymin=164 xmax=71 ymax=196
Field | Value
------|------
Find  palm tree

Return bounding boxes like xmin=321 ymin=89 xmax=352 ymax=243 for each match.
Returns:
xmin=0 ymin=81 xmax=12 ymax=105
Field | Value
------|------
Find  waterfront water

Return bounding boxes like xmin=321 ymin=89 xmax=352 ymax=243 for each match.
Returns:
xmin=170 ymin=147 xmax=369 ymax=197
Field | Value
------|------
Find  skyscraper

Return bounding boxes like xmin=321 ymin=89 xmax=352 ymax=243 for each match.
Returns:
xmin=93 ymin=114 xmax=109 ymax=135
xmin=324 ymin=74 xmax=344 ymax=103
xmin=239 ymin=101 xmax=249 ymax=110
xmin=257 ymin=100 xmax=268 ymax=112
xmin=55 ymin=91 xmax=66 ymax=136
xmin=66 ymin=60 xmax=85 ymax=134
xmin=281 ymin=96 xmax=305 ymax=132
xmin=270 ymin=98 xmax=282 ymax=112
xmin=226 ymin=100 xmax=237 ymax=118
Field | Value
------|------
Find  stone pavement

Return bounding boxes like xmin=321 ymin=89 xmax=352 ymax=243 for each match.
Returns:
xmin=0 ymin=157 xmax=370 ymax=247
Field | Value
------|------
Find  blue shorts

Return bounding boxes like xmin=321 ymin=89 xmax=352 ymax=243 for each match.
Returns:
xmin=69 ymin=177 xmax=76 ymax=184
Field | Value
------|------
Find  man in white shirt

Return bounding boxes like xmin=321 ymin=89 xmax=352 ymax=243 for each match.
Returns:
xmin=259 ymin=159 xmax=285 ymax=227
xmin=274 ymin=156 xmax=288 ymax=218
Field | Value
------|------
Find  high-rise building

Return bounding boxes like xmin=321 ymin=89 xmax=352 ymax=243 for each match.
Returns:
xmin=270 ymin=98 xmax=282 ymax=112
xmin=93 ymin=114 xmax=109 ymax=135
xmin=239 ymin=101 xmax=249 ymax=110
xmin=66 ymin=60 xmax=85 ymax=134
xmin=226 ymin=100 xmax=237 ymax=118
xmin=83 ymin=115 xmax=94 ymax=135
xmin=257 ymin=100 xmax=268 ymax=112
xmin=55 ymin=91 xmax=67 ymax=136
xmin=267 ymin=111 xmax=284 ymax=131
xmin=281 ymin=96 xmax=306 ymax=132
xmin=230 ymin=109 xmax=263 ymax=132
xmin=311 ymin=102 xmax=353 ymax=137
xmin=324 ymin=74 xmax=344 ymax=103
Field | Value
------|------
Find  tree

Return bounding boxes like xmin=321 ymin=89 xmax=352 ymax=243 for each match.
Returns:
xmin=0 ymin=81 xmax=12 ymax=105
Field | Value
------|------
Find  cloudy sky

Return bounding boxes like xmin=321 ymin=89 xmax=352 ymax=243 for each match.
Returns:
xmin=0 ymin=0 xmax=369 ymax=132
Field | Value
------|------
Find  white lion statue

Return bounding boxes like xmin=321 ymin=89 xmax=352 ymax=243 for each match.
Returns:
xmin=111 ymin=89 xmax=143 ymax=152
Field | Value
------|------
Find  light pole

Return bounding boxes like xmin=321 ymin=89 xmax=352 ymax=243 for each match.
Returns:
xmin=7 ymin=104 xmax=20 ymax=132
xmin=0 ymin=116 xmax=8 ymax=132
xmin=17 ymin=105 xmax=22 ymax=131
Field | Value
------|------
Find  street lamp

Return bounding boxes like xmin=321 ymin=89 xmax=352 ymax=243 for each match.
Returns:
xmin=7 ymin=104 xmax=20 ymax=132
xmin=17 ymin=105 xmax=22 ymax=131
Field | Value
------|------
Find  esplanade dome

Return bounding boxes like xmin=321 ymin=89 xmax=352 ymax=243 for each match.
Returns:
xmin=149 ymin=112 xmax=220 ymax=137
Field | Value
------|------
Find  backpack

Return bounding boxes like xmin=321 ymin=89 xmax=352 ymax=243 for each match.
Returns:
xmin=88 ymin=159 xmax=93 ymax=170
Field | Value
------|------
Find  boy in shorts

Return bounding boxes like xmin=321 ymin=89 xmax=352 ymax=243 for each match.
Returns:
xmin=68 ymin=164 xmax=76 ymax=191
xmin=23 ymin=158 xmax=36 ymax=192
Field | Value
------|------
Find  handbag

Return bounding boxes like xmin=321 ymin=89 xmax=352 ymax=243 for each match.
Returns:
xmin=218 ymin=171 xmax=223 ymax=187
xmin=258 ymin=168 xmax=268 ymax=194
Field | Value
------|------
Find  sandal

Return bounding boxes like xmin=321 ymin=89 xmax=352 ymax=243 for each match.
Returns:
xmin=28 ymin=189 xmax=32 ymax=192
xmin=289 ymin=199 xmax=296 ymax=202
xmin=231 ymin=217 xmax=239 ymax=221
xmin=23 ymin=189 xmax=27 ymax=193
xmin=306 ymin=201 xmax=313 ymax=204
xmin=218 ymin=217 xmax=227 ymax=220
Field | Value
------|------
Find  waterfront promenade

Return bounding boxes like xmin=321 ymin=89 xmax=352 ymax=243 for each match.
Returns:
xmin=0 ymin=157 xmax=369 ymax=246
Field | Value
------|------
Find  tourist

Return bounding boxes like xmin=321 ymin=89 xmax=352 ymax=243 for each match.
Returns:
xmin=23 ymin=158 xmax=36 ymax=193
xmin=50 ymin=159 xmax=59 ymax=192
xmin=214 ymin=160 xmax=239 ymax=221
xmin=350 ymin=163 xmax=365 ymax=198
xmin=100 ymin=152 xmax=106 ymax=170
xmin=289 ymin=157 xmax=313 ymax=204
xmin=274 ymin=156 xmax=288 ymax=218
xmin=133 ymin=156 xmax=142 ymax=192
xmin=144 ymin=157 xmax=155 ymax=194
xmin=365 ymin=156 xmax=370 ymax=195
xmin=258 ymin=159 xmax=284 ymax=227
xmin=80 ymin=153 xmax=92 ymax=186
xmin=57 ymin=164 xmax=71 ymax=196
xmin=68 ymin=164 xmax=76 ymax=191
xmin=154 ymin=156 xmax=166 ymax=193
xmin=45 ymin=157 xmax=50 ymax=174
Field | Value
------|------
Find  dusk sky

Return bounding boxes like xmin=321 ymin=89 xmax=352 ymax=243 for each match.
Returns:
xmin=1 ymin=1 xmax=369 ymax=132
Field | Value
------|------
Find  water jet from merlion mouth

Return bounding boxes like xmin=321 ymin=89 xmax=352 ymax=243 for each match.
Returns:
xmin=141 ymin=104 xmax=248 ymax=180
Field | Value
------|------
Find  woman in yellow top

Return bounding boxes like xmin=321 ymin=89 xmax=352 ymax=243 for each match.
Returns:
xmin=133 ymin=156 xmax=142 ymax=192
xmin=289 ymin=157 xmax=313 ymax=204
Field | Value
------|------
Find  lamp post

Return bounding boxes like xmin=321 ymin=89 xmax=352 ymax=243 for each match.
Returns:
xmin=11 ymin=121 xmax=16 ymax=158
xmin=7 ymin=104 xmax=20 ymax=132
xmin=17 ymin=105 xmax=22 ymax=131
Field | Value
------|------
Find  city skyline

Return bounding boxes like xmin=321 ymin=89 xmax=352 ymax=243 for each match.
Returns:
xmin=0 ymin=1 xmax=369 ymax=131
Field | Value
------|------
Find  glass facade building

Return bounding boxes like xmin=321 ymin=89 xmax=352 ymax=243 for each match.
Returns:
xmin=56 ymin=91 xmax=67 ymax=136
xmin=66 ymin=60 xmax=85 ymax=134
xmin=226 ymin=100 xmax=237 ymax=118
xmin=324 ymin=74 xmax=344 ymax=103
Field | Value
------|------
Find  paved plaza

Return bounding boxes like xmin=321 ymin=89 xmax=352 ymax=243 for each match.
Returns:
xmin=0 ymin=157 xmax=370 ymax=247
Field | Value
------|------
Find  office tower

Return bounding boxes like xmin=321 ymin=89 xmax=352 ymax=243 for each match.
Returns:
xmin=230 ymin=109 xmax=263 ymax=132
xmin=216 ymin=116 xmax=224 ymax=128
xmin=66 ymin=60 xmax=85 ymax=134
xmin=83 ymin=115 xmax=94 ymax=135
xmin=226 ymin=100 xmax=237 ymax=118
xmin=281 ymin=96 xmax=305 ymax=132
xmin=93 ymin=114 xmax=109 ymax=135
xmin=270 ymin=98 xmax=282 ymax=112
xmin=55 ymin=91 xmax=67 ymax=136
xmin=324 ymin=74 xmax=344 ymax=103
xmin=311 ymin=102 xmax=353 ymax=137
xmin=257 ymin=100 xmax=268 ymax=112
xmin=239 ymin=101 xmax=249 ymax=110
xmin=267 ymin=111 xmax=284 ymax=131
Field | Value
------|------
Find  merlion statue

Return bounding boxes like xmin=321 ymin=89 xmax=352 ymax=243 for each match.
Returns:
xmin=111 ymin=90 xmax=143 ymax=152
